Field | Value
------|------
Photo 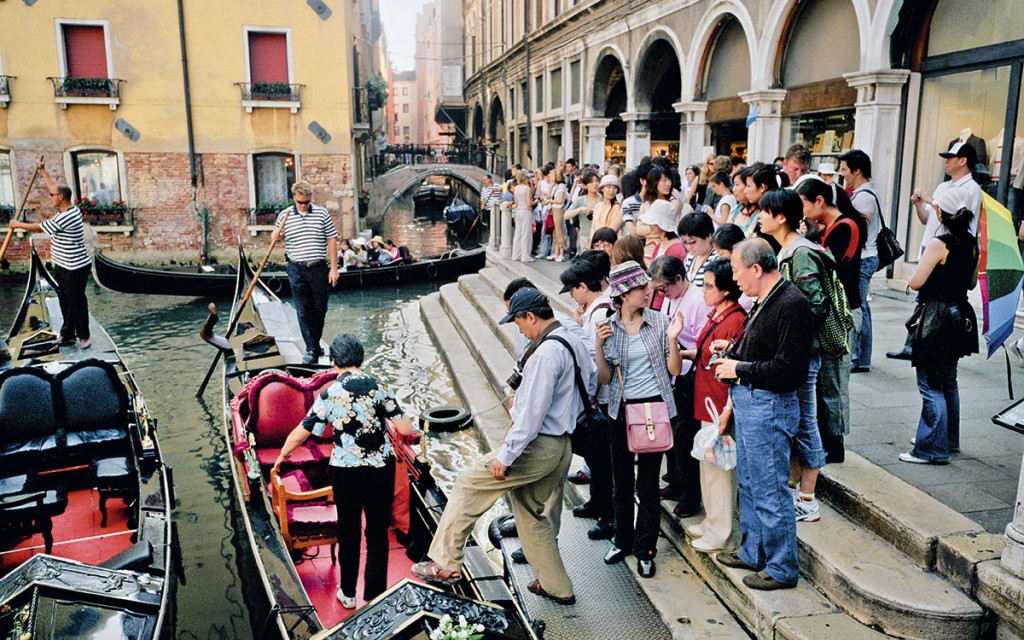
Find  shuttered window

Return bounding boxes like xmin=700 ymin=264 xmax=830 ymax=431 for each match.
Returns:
xmin=248 ymin=32 xmax=289 ymax=83
xmin=63 ymin=25 xmax=108 ymax=78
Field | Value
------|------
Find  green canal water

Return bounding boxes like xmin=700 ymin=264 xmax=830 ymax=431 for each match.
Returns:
xmin=0 ymin=195 xmax=491 ymax=639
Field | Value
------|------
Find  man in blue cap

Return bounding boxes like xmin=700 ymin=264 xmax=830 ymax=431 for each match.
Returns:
xmin=412 ymin=288 xmax=596 ymax=605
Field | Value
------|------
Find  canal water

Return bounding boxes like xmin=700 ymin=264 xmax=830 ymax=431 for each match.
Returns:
xmin=0 ymin=188 xmax=490 ymax=639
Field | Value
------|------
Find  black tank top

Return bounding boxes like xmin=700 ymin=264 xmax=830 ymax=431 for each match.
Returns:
xmin=918 ymin=233 xmax=977 ymax=304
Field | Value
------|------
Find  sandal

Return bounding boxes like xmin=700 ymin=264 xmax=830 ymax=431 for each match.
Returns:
xmin=526 ymin=579 xmax=576 ymax=605
xmin=411 ymin=560 xmax=462 ymax=585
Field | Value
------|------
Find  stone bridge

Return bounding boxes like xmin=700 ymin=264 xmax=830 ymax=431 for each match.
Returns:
xmin=364 ymin=163 xmax=489 ymax=230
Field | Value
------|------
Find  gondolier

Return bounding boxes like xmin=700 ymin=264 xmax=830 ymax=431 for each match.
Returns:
xmin=271 ymin=180 xmax=339 ymax=363
xmin=10 ymin=158 xmax=92 ymax=349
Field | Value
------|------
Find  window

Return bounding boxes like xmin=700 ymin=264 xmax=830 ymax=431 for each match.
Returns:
xmin=403 ymin=126 xmax=410 ymax=137
xmin=403 ymin=103 xmax=410 ymax=113
xmin=253 ymin=153 xmax=296 ymax=206
xmin=248 ymin=31 xmax=289 ymax=84
xmin=510 ymin=87 xmax=516 ymax=117
xmin=62 ymin=25 xmax=109 ymax=80
xmin=402 ymin=87 xmax=408 ymax=96
xmin=550 ymin=68 xmax=562 ymax=110
xmin=570 ymin=60 xmax=580 ymax=105
xmin=71 ymin=151 xmax=120 ymax=205
xmin=52 ymin=21 xmax=120 ymax=107
xmin=521 ymin=82 xmax=527 ymax=116
xmin=0 ymin=153 xmax=14 ymax=220
xmin=535 ymin=75 xmax=543 ymax=113
xmin=241 ymin=28 xmax=299 ymax=111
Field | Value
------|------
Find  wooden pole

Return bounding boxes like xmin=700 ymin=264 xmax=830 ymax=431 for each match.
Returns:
xmin=195 ymin=209 xmax=292 ymax=397
xmin=0 ymin=156 xmax=45 ymax=264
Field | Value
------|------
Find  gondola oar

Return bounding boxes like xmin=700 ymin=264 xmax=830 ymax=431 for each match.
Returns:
xmin=195 ymin=211 xmax=291 ymax=397
xmin=0 ymin=156 xmax=44 ymax=267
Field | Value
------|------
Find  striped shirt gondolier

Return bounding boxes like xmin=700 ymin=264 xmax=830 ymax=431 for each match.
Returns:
xmin=40 ymin=206 xmax=91 ymax=270
xmin=276 ymin=204 xmax=338 ymax=264
xmin=480 ymin=184 xmax=497 ymax=210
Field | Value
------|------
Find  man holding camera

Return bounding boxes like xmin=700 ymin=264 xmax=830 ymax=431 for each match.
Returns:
xmin=413 ymin=288 xmax=596 ymax=605
xmin=711 ymin=239 xmax=813 ymax=591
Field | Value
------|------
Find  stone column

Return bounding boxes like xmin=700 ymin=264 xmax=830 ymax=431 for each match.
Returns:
xmin=488 ymin=201 xmax=499 ymax=249
xmin=621 ymin=112 xmax=652 ymax=169
xmin=500 ymin=203 xmax=514 ymax=258
xmin=1003 ymin=457 xmax=1024 ymax=577
xmin=843 ymin=70 xmax=912 ymax=234
xmin=581 ymin=117 xmax=613 ymax=166
xmin=674 ymin=101 xmax=709 ymax=165
xmin=738 ymin=89 xmax=787 ymax=163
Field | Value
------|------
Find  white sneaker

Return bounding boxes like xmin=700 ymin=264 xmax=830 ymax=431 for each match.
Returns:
xmin=692 ymin=537 xmax=733 ymax=553
xmin=554 ymin=256 xmax=564 ymax=262
xmin=794 ymin=497 xmax=821 ymax=522
xmin=685 ymin=524 xmax=704 ymax=539
xmin=336 ymin=589 xmax=356 ymax=609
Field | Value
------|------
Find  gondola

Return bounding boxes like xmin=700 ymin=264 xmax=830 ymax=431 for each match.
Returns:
xmin=443 ymin=200 xmax=478 ymax=231
xmin=202 ymin=247 xmax=537 ymax=640
xmin=413 ymin=184 xmax=449 ymax=210
xmin=93 ymin=246 xmax=486 ymax=298
xmin=0 ymin=247 xmax=177 ymax=639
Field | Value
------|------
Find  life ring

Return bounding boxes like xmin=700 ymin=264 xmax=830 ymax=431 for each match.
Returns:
xmin=419 ymin=404 xmax=471 ymax=432
xmin=487 ymin=514 xmax=516 ymax=549
xmin=426 ymin=261 xmax=438 ymax=278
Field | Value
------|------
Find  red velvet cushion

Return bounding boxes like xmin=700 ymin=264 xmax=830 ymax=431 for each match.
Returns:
xmin=255 ymin=442 xmax=321 ymax=468
xmin=287 ymin=503 xmax=338 ymax=536
xmin=253 ymin=382 xmax=309 ymax=447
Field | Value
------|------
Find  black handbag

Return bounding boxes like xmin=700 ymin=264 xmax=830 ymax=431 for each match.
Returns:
xmin=544 ymin=335 xmax=608 ymax=458
xmin=865 ymin=190 xmax=904 ymax=271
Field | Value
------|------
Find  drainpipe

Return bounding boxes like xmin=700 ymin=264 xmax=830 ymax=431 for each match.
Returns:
xmin=176 ymin=0 xmax=204 ymax=261
xmin=524 ymin=7 xmax=531 ymax=165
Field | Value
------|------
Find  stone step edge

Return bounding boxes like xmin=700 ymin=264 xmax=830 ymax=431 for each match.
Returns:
xmin=457 ymin=274 xmax=518 ymax=355
xmin=487 ymin=250 xmax=576 ymax=317
xmin=437 ymin=283 xmax=515 ymax=400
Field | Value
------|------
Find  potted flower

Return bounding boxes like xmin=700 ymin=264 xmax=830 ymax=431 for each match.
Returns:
xmin=254 ymin=197 xmax=292 ymax=224
xmin=428 ymin=614 xmax=485 ymax=640
xmin=62 ymin=77 xmax=111 ymax=97
xmin=250 ymin=81 xmax=292 ymax=100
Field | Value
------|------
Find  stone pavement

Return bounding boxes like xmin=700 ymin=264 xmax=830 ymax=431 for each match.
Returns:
xmin=518 ymin=257 xmax=1024 ymax=535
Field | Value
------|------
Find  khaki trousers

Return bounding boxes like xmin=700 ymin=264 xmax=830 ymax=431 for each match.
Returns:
xmin=428 ymin=434 xmax=575 ymax=598
xmin=696 ymin=421 xmax=737 ymax=548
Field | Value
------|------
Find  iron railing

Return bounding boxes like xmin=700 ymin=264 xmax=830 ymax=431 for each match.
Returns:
xmin=366 ymin=142 xmax=500 ymax=180
xmin=48 ymin=77 xmax=124 ymax=99
xmin=0 ymin=76 xmax=14 ymax=100
xmin=236 ymin=82 xmax=304 ymax=102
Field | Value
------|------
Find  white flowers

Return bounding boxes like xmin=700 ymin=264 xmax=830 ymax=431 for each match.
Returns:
xmin=428 ymin=613 xmax=486 ymax=640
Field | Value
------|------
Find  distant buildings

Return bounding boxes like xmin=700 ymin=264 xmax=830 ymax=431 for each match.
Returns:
xmin=415 ymin=0 xmax=466 ymax=145
xmin=392 ymin=71 xmax=419 ymax=143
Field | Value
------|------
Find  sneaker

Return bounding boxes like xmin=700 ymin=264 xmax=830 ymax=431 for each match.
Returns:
xmin=554 ymin=256 xmax=564 ymax=263
xmin=788 ymin=483 xmax=799 ymax=502
xmin=685 ymin=523 xmax=704 ymax=539
xmin=78 ymin=338 xmax=91 ymax=350
xmin=794 ymin=496 xmax=821 ymax=522
xmin=692 ymin=537 xmax=733 ymax=553
xmin=899 ymin=452 xmax=949 ymax=465
xmin=567 ymin=470 xmax=591 ymax=485
xmin=637 ymin=559 xmax=656 ymax=579
xmin=587 ymin=520 xmax=614 ymax=540
xmin=603 ymin=545 xmax=627 ymax=565
xmin=336 ymin=589 xmax=356 ymax=609
xmin=302 ymin=351 xmax=319 ymax=364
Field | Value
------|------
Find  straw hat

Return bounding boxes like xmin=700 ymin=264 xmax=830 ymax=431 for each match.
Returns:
xmin=608 ymin=260 xmax=650 ymax=297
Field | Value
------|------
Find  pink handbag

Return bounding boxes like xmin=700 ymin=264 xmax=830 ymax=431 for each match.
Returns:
xmin=624 ymin=401 xmax=673 ymax=454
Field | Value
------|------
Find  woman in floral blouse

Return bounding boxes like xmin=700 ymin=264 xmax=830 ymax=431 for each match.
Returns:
xmin=273 ymin=334 xmax=414 ymax=609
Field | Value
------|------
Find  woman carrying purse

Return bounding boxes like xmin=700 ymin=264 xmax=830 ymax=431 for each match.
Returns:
xmin=595 ymin=261 xmax=683 ymax=579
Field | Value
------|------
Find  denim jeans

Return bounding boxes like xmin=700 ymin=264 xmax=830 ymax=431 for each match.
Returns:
xmin=730 ymin=385 xmax=799 ymax=585
xmin=794 ymin=352 xmax=826 ymax=469
xmin=536 ymin=231 xmax=552 ymax=258
xmin=911 ymin=363 xmax=960 ymax=461
xmin=853 ymin=256 xmax=879 ymax=368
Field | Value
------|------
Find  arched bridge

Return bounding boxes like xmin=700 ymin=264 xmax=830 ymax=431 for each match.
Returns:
xmin=365 ymin=163 xmax=491 ymax=229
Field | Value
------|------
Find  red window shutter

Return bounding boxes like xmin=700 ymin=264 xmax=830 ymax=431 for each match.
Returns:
xmin=248 ymin=33 xmax=289 ymax=83
xmin=64 ymin=26 xmax=108 ymax=78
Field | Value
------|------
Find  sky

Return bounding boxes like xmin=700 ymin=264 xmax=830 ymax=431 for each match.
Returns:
xmin=379 ymin=0 xmax=430 ymax=72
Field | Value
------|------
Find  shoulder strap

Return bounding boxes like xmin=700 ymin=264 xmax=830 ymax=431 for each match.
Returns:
xmin=825 ymin=218 xmax=860 ymax=262
xmin=542 ymin=334 xmax=593 ymax=408
xmin=861 ymin=189 xmax=887 ymax=231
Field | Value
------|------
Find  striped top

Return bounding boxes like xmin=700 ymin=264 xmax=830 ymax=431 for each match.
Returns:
xmin=40 ymin=206 xmax=91 ymax=270
xmin=275 ymin=204 xmax=338 ymax=263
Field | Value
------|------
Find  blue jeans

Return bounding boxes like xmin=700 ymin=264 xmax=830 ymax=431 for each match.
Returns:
xmin=794 ymin=353 xmax=826 ymax=469
xmin=730 ymin=385 xmax=799 ymax=585
xmin=536 ymin=231 xmax=552 ymax=258
xmin=853 ymin=256 xmax=878 ymax=368
xmin=911 ymin=364 xmax=960 ymax=461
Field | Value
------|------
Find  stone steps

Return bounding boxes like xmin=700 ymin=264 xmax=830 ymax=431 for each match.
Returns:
xmin=428 ymin=254 xmax=992 ymax=639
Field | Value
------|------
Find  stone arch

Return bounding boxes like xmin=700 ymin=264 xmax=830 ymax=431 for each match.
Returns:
xmin=632 ymin=27 xmax=685 ymax=111
xmin=757 ymin=0 xmax=872 ymax=89
xmin=488 ymin=95 xmax=506 ymax=141
xmin=632 ymin=34 xmax=683 ymax=145
xmin=589 ymin=46 xmax=629 ymax=117
xmin=686 ymin=1 xmax=758 ymax=99
xmin=472 ymin=103 xmax=485 ymax=141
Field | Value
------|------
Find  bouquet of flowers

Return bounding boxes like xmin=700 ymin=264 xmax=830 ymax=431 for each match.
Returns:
xmin=428 ymin=614 xmax=485 ymax=640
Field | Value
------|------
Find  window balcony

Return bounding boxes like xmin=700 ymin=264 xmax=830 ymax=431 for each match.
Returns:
xmin=242 ymin=205 xmax=290 ymax=235
xmin=0 ymin=76 xmax=14 ymax=107
xmin=47 ymin=77 xmax=124 ymax=110
xmin=77 ymin=201 xmax=137 ymax=236
xmin=236 ymin=82 xmax=303 ymax=113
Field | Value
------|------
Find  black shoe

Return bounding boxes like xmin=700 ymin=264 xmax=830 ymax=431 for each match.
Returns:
xmin=673 ymin=502 xmax=701 ymax=518
xmin=587 ymin=521 xmax=614 ymax=540
xmin=567 ymin=470 xmax=591 ymax=484
xmin=850 ymin=366 xmax=871 ymax=373
xmin=511 ymin=548 xmax=528 ymax=564
xmin=56 ymin=335 xmax=76 ymax=347
xmin=716 ymin=551 xmax=757 ymax=571
xmin=743 ymin=571 xmax=796 ymax=590
xmin=572 ymin=502 xmax=598 ymax=519
xmin=886 ymin=348 xmax=912 ymax=360
xmin=603 ymin=545 xmax=627 ymax=565
xmin=302 ymin=351 xmax=319 ymax=364
xmin=659 ymin=486 xmax=683 ymax=501
xmin=661 ymin=473 xmax=671 ymax=482
xmin=497 ymin=515 xmax=518 ymax=538
xmin=637 ymin=558 xmax=656 ymax=579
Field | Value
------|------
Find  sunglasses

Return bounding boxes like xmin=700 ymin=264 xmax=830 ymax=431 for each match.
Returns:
xmin=294 ymin=199 xmax=311 ymax=205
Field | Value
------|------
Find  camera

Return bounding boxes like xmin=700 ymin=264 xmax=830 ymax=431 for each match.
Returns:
xmin=506 ymin=366 xmax=523 ymax=391
xmin=704 ymin=350 xmax=736 ymax=371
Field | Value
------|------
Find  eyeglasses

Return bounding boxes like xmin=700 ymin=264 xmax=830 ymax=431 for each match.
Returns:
xmin=294 ymin=199 xmax=311 ymax=205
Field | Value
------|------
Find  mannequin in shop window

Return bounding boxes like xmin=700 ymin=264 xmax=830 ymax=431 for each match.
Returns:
xmin=945 ymin=128 xmax=988 ymax=180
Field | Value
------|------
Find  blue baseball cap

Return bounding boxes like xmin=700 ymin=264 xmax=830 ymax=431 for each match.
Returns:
xmin=499 ymin=287 xmax=549 ymax=324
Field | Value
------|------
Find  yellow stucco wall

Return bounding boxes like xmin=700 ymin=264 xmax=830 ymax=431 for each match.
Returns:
xmin=0 ymin=0 xmax=354 ymax=156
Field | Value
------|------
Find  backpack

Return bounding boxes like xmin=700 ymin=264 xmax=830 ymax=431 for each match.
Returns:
xmin=817 ymin=257 xmax=854 ymax=356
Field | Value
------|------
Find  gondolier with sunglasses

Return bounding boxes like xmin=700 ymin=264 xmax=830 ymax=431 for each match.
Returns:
xmin=271 ymin=180 xmax=340 ymax=364
xmin=9 ymin=158 xmax=92 ymax=349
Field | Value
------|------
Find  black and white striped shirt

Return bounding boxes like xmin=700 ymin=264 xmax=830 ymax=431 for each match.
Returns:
xmin=40 ymin=206 xmax=90 ymax=270
xmin=275 ymin=204 xmax=338 ymax=263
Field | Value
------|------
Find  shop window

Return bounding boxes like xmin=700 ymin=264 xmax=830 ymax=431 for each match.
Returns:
xmin=550 ymin=68 xmax=562 ymax=110
xmin=780 ymin=0 xmax=859 ymax=87
xmin=570 ymin=60 xmax=581 ymax=105
xmin=928 ymin=0 xmax=1024 ymax=57
xmin=535 ymin=76 xmax=543 ymax=114
xmin=0 ymin=153 xmax=14 ymax=222
xmin=71 ymin=151 xmax=121 ymax=206
xmin=253 ymin=153 xmax=296 ymax=210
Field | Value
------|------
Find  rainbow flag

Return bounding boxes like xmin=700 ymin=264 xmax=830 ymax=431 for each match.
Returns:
xmin=979 ymin=192 xmax=1024 ymax=357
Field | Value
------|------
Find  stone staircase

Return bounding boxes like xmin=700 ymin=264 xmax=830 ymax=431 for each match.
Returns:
xmin=419 ymin=253 xmax=1006 ymax=640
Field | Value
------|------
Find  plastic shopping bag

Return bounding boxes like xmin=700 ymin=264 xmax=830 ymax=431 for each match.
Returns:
xmin=691 ymin=424 xmax=718 ymax=461
xmin=706 ymin=435 xmax=737 ymax=471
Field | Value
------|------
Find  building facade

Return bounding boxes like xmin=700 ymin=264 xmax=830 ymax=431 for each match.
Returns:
xmin=0 ymin=0 xmax=362 ymax=264
xmin=463 ymin=0 xmax=1024 ymax=278
xmin=392 ymin=70 xmax=419 ymax=143
xmin=416 ymin=0 xmax=466 ymax=145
